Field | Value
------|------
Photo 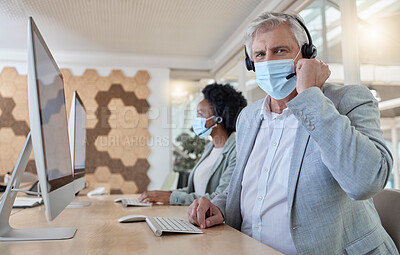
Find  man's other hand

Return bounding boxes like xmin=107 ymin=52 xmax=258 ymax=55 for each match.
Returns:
xmin=188 ymin=197 xmax=224 ymax=229
xmin=295 ymin=58 xmax=331 ymax=94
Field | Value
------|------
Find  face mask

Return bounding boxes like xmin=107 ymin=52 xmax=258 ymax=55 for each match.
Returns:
xmin=193 ymin=116 xmax=215 ymax=138
xmin=254 ymin=49 xmax=300 ymax=100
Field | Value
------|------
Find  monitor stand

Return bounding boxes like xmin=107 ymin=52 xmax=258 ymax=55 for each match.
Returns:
xmin=0 ymin=132 xmax=76 ymax=241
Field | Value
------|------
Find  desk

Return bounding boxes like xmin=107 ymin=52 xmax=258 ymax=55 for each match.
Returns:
xmin=0 ymin=195 xmax=282 ymax=255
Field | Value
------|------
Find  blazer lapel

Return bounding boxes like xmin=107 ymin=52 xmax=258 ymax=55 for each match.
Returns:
xmin=234 ymin=117 xmax=263 ymax=187
xmin=207 ymin=152 xmax=226 ymax=179
xmin=287 ymin=125 xmax=310 ymax=214
xmin=225 ymin=115 xmax=262 ymax=227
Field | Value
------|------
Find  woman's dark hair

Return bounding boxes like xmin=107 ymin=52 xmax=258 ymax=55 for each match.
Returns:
xmin=202 ymin=83 xmax=247 ymax=135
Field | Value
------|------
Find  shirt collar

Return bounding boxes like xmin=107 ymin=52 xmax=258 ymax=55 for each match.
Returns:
xmin=259 ymin=96 xmax=271 ymax=120
xmin=259 ymin=95 xmax=292 ymax=120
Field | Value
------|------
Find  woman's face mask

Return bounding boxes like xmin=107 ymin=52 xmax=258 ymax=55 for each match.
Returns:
xmin=192 ymin=116 xmax=215 ymax=138
xmin=254 ymin=49 xmax=301 ymax=100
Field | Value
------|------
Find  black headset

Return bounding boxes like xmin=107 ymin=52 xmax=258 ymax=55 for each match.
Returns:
xmin=197 ymin=116 xmax=223 ymax=136
xmin=244 ymin=17 xmax=317 ymax=72
xmin=214 ymin=116 xmax=223 ymax=124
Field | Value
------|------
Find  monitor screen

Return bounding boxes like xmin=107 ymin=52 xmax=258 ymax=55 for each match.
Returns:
xmin=32 ymin=20 xmax=73 ymax=192
xmin=73 ymin=93 xmax=86 ymax=177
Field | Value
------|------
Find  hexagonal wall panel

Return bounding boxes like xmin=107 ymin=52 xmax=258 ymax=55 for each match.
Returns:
xmin=94 ymin=166 xmax=112 ymax=182
xmin=121 ymin=181 xmax=138 ymax=194
xmin=0 ymin=81 xmax=16 ymax=97
xmin=0 ymin=68 xmax=17 ymax=82
xmin=0 ymin=67 xmax=151 ymax=193
xmin=109 ymin=174 xmax=124 ymax=189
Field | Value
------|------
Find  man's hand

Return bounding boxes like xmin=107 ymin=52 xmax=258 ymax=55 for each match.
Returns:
xmin=138 ymin=190 xmax=172 ymax=204
xmin=188 ymin=197 xmax=224 ymax=229
xmin=295 ymin=58 xmax=331 ymax=94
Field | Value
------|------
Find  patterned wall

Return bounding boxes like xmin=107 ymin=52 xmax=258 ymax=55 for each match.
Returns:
xmin=0 ymin=67 xmax=151 ymax=194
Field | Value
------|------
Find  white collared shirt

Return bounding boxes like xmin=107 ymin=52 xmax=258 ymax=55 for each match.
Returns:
xmin=240 ymin=96 xmax=298 ymax=255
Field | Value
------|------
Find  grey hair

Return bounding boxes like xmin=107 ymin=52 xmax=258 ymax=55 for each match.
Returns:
xmin=245 ymin=12 xmax=308 ymax=60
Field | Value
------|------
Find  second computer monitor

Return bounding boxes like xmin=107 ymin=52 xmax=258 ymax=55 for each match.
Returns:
xmin=68 ymin=91 xmax=87 ymax=194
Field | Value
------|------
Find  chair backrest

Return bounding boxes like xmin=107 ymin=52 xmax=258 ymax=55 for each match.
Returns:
xmin=373 ymin=189 xmax=400 ymax=251
xmin=161 ymin=171 xmax=179 ymax=190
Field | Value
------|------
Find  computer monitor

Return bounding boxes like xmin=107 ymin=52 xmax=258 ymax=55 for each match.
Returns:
xmin=68 ymin=91 xmax=87 ymax=194
xmin=28 ymin=16 xmax=75 ymax=221
xmin=0 ymin=17 xmax=76 ymax=241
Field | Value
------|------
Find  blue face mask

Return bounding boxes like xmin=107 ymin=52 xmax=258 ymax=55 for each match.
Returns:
xmin=254 ymin=50 xmax=300 ymax=100
xmin=193 ymin=116 xmax=215 ymax=138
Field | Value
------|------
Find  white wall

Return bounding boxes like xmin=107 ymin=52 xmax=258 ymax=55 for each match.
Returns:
xmin=0 ymin=51 xmax=172 ymax=190
xmin=145 ymin=68 xmax=171 ymax=190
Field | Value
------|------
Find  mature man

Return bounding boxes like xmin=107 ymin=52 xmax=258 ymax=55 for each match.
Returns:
xmin=188 ymin=12 xmax=398 ymax=255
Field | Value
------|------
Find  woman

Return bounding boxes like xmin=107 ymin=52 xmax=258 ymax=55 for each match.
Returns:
xmin=139 ymin=83 xmax=247 ymax=205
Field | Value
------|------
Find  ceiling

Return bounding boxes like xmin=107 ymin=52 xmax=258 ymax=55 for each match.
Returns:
xmin=1 ymin=0 xmax=262 ymax=57
xmin=0 ymin=0 xmax=303 ymax=73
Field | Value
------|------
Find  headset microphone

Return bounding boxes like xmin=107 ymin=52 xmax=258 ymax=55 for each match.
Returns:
xmin=197 ymin=128 xmax=210 ymax=136
xmin=286 ymin=73 xmax=296 ymax=80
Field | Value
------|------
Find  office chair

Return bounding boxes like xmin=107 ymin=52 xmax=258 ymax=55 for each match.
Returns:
xmin=373 ymin=189 xmax=400 ymax=251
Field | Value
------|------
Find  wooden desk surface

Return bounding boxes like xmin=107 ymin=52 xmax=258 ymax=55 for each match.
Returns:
xmin=0 ymin=194 xmax=282 ymax=255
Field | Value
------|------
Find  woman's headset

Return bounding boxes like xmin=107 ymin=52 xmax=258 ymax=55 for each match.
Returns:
xmin=214 ymin=116 xmax=223 ymax=124
xmin=197 ymin=116 xmax=223 ymax=136
xmin=244 ymin=17 xmax=317 ymax=72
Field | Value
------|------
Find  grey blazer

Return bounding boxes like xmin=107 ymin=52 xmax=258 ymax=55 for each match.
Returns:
xmin=170 ymin=133 xmax=236 ymax=205
xmin=212 ymin=84 xmax=398 ymax=254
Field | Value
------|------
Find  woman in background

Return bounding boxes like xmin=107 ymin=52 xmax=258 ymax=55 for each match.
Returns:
xmin=139 ymin=83 xmax=247 ymax=205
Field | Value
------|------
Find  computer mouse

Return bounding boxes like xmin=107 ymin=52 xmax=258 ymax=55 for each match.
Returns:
xmin=118 ymin=215 xmax=148 ymax=223
xmin=87 ymin=187 xmax=107 ymax=196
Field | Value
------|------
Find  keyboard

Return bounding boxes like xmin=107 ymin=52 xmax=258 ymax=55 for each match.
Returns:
xmin=146 ymin=217 xmax=203 ymax=237
xmin=115 ymin=197 xmax=152 ymax=207
xmin=13 ymin=197 xmax=43 ymax=208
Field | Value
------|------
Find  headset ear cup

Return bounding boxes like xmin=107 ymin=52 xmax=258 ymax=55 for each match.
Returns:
xmin=296 ymin=17 xmax=317 ymax=59
xmin=245 ymin=58 xmax=255 ymax=72
xmin=301 ymin=43 xmax=317 ymax=59
xmin=214 ymin=116 xmax=223 ymax=124
xmin=301 ymin=44 xmax=310 ymax=59
xmin=309 ymin=44 xmax=317 ymax=59
xmin=244 ymin=46 xmax=255 ymax=72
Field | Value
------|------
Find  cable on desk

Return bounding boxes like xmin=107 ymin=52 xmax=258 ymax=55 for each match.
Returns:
xmin=11 ymin=188 xmax=41 ymax=196
xmin=0 ymin=184 xmax=41 ymax=202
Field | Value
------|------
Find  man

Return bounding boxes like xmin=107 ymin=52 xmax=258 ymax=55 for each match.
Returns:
xmin=188 ymin=12 xmax=398 ymax=255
